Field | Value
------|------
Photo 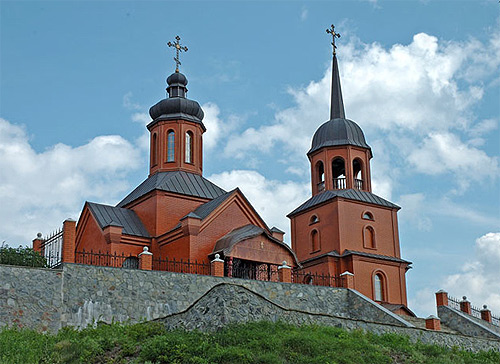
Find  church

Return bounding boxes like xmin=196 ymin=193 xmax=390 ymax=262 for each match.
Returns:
xmin=71 ymin=29 xmax=412 ymax=314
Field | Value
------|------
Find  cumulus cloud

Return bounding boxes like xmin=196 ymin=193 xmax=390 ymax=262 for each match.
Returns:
xmin=222 ymin=32 xmax=499 ymax=197
xmin=442 ymin=232 xmax=500 ymax=312
xmin=0 ymin=118 xmax=142 ymax=245
xmin=207 ymin=170 xmax=310 ymax=244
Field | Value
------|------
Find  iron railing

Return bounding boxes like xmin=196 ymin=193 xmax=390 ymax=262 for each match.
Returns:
xmin=153 ymin=257 xmax=210 ymax=275
xmin=292 ymin=271 xmax=345 ymax=288
xmin=39 ymin=229 xmax=63 ymax=268
xmin=492 ymin=314 xmax=500 ymax=327
xmin=447 ymin=295 xmax=499 ymax=327
xmin=75 ymin=250 xmax=139 ymax=269
xmin=225 ymin=261 xmax=280 ymax=282
xmin=447 ymin=295 xmax=461 ymax=310
xmin=470 ymin=304 xmax=483 ymax=320
xmin=354 ymin=178 xmax=364 ymax=190
xmin=333 ymin=177 xmax=346 ymax=189
xmin=0 ymin=244 xmax=57 ymax=268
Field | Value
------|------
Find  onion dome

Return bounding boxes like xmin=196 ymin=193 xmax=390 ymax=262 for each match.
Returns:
xmin=148 ymin=72 xmax=205 ymax=130
xmin=308 ymin=54 xmax=371 ymax=156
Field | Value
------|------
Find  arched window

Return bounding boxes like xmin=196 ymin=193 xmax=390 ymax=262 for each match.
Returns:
xmin=152 ymin=133 xmax=158 ymax=166
xmin=309 ymin=215 xmax=319 ymax=225
xmin=364 ymin=226 xmax=376 ymax=249
xmin=167 ymin=131 xmax=175 ymax=162
xmin=311 ymin=230 xmax=320 ymax=252
xmin=185 ymin=131 xmax=193 ymax=163
xmin=316 ymin=161 xmax=325 ymax=193
xmin=362 ymin=211 xmax=374 ymax=220
xmin=374 ymin=273 xmax=385 ymax=301
xmin=353 ymin=158 xmax=363 ymax=190
xmin=332 ymin=157 xmax=346 ymax=189
xmin=122 ymin=257 xmax=139 ymax=269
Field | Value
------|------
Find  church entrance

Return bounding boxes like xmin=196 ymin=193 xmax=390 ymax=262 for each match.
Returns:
xmin=225 ymin=257 xmax=279 ymax=282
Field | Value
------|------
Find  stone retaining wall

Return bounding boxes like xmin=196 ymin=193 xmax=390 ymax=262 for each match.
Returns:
xmin=1 ymin=263 xmax=499 ymax=352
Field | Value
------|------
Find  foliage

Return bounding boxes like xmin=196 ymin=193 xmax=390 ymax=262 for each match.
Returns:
xmin=0 ymin=243 xmax=47 ymax=268
xmin=0 ymin=321 xmax=499 ymax=364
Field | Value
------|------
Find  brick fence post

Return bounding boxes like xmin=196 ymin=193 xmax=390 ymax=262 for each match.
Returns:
xmin=138 ymin=246 xmax=153 ymax=270
xmin=481 ymin=305 xmax=492 ymax=323
xmin=32 ymin=233 xmax=43 ymax=253
xmin=435 ymin=290 xmax=448 ymax=307
xmin=340 ymin=271 xmax=355 ymax=289
xmin=211 ymin=254 xmax=224 ymax=277
xmin=62 ymin=219 xmax=76 ymax=263
xmin=460 ymin=296 xmax=472 ymax=315
xmin=425 ymin=315 xmax=441 ymax=331
xmin=278 ymin=261 xmax=291 ymax=283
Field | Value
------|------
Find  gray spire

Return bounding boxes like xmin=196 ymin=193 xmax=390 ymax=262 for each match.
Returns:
xmin=330 ymin=54 xmax=345 ymax=120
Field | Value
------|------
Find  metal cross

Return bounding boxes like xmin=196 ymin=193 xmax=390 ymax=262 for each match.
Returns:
xmin=326 ymin=24 xmax=341 ymax=55
xmin=167 ymin=35 xmax=188 ymax=73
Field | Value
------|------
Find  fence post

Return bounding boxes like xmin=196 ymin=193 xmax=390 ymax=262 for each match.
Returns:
xmin=211 ymin=254 xmax=224 ymax=277
xmin=278 ymin=261 xmax=291 ymax=283
xmin=138 ymin=246 xmax=153 ymax=270
xmin=62 ymin=219 xmax=76 ymax=263
xmin=340 ymin=271 xmax=355 ymax=289
xmin=460 ymin=296 xmax=471 ymax=315
xmin=435 ymin=290 xmax=448 ymax=307
xmin=425 ymin=315 xmax=441 ymax=331
xmin=481 ymin=305 xmax=492 ymax=323
xmin=32 ymin=233 xmax=43 ymax=253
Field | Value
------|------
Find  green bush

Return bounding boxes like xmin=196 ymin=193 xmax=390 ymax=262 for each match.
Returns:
xmin=0 ymin=243 xmax=47 ymax=268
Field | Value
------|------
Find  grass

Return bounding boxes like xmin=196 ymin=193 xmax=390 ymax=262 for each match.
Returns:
xmin=0 ymin=321 xmax=499 ymax=364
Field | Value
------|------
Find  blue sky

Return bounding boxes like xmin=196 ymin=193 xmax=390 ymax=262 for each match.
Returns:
xmin=1 ymin=0 xmax=499 ymax=317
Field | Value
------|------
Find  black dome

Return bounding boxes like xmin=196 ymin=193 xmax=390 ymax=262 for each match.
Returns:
xmin=308 ymin=118 xmax=371 ymax=155
xmin=148 ymin=72 xmax=205 ymax=130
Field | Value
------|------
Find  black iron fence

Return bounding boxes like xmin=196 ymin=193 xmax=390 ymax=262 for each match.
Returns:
xmin=153 ymin=257 xmax=210 ymax=275
xmin=492 ymin=314 xmax=500 ymax=327
xmin=0 ymin=244 xmax=56 ymax=268
xmin=75 ymin=250 xmax=139 ymax=269
xmin=39 ymin=229 xmax=63 ymax=268
xmin=447 ymin=294 xmax=499 ymax=327
xmin=292 ymin=271 xmax=345 ymax=288
xmin=447 ymin=294 xmax=461 ymax=311
xmin=225 ymin=260 xmax=280 ymax=282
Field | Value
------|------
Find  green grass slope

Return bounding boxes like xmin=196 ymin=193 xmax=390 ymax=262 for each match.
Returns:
xmin=0 ymin=321 xmax=498 ymax=364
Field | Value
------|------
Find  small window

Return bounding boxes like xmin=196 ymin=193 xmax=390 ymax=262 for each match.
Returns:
xmin=364 ymin=226 xmax=376 ymax=249
xmin=374 ymin=273 xmax=384 ymax=301
xmin=309 ymin=215 xmax=319 ymax=225
xmin=311 ymin=230 xmax=320 ymax=252
xmin=362 ymin=212 xmax=373 ymax=220
xmin=152 ymin=133 xmax=158 ymax=166
xmin=167 ymin=131 xmax=175 ymax=162
xmin=185 ymin=131 xmax=193 ymax=163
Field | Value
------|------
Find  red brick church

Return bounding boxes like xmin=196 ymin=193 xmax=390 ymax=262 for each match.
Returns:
xmin=36 ymin=30 xmax=412 ymax=315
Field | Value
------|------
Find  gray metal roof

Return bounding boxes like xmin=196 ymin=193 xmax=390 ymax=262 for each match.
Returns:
xmin=308 ymin=118 xmax=371 ymax=156
xmin=330 ymin=55 xmax=345 ymax=120
xmin=299 ymin=249 xmax=411 ymax=265
xmin=188 ymin=189 xmax=235 ymax=220
xmin=87 ymin=202 xmax=150 ymax=238
xmin=212 ymin=224 xmax=298 ymax=264
xmin=288 ymin=189 xmax=399 ymax=217
xmin=117 ymin=171 xmax=227 ymax=207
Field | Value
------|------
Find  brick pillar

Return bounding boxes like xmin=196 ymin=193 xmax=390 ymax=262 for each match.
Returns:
xmin=138 ymin=246 xmax=153 ymax=270
xmin=481 ymin=305 xmax=492 ymax=323
xmin=61 ymin=219 xmax=76 ymax=263
xmin=278 ymin=261 xmax=291 ymax=283
xmin=435 ymin=290 xmax=448 ymax=307
xmin=211 ymin=254 xmax=224 ymax=277
xmin=340 ymin=271 xmax=355 ymax=289
xmin=425 ymin=315 xmax=441 ymax=331
xmin=32 ymin=233 xmax=43 ymax=253
xmin=460 ymin=296 xmax=471 ymax=315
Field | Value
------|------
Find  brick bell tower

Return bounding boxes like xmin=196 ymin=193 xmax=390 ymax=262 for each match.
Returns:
xmin=148 ymin=36 xmax=205 ymax=177
xmin=288 ymin=26 xmax=412 ymax=315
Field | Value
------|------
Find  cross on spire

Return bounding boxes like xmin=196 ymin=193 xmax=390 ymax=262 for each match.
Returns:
xmin=326 ymin=24 xmax=341 ymax=56
xmin=167 ymin=35 xmax=188 ymax=73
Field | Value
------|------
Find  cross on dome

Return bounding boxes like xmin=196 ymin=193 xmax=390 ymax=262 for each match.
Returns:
xmin=326 ymin=24 xmax=341 ymax=56
xmin=167 ymin=35 xmax=188 ymax=73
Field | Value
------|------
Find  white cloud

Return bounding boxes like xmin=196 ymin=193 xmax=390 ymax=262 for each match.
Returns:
xmin=0 ymin=118 xmax=142 ymax=245
xmin=221 ymin=32 xmax=499 ymax=197
xmin=442 ymin=232 xmax=500 ymax=313
xmin=207 ymin=170 xmax=310 ymax=244
xmin=300 ymin=7 xmax=308 ymax=22
xmin=398 ymin=193 xmax=432 ymax=231
xmin=122 ymin=92 xmax=142 ymax=111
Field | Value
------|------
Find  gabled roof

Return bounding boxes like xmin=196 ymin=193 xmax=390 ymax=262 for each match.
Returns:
xmin=288 ymin=189 xmax=399 ymax=217
xmin=189 ymin=189 xmax=235 ymax=220
xmin=87 ymin=202 xmax=150 ymax=238
xmin=117 ymin=171 xmax=226 ymax=207
xmin=211 ymin=224 xmax=298 ymax=265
